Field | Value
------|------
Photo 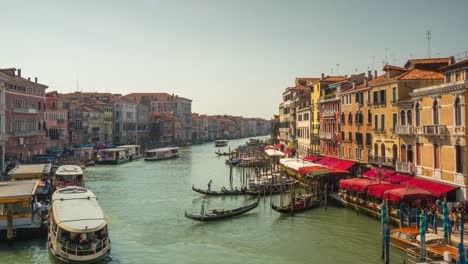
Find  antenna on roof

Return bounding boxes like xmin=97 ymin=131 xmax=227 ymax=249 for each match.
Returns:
xmin=384 ymin=48 xmax=388 ymax=64
xmin=426 ymin=30 xmax=432 ymax=58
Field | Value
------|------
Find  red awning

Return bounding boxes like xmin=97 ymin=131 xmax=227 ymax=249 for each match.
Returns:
xmin=303 ymin=155 xmax=320 ymax=162
xmin=333 ymin=160 xmax=356 ymax=171
xmin=367 ymin=184 xmax=400 ymax=198
xmin=387 ymin=174 xmax=413 ymax=184
xmin=406 ymin=178 xmax=458 ymax=198
xmin=283 ymin=149 xmax=292 ymax=155
xmin=316 ymin=157 xmax=333 ymax=165
xmin=384 ymin=187 xmax=434 ymax=202
xmin=264 ymin=146 xmax=275 ymax=150
xmin=299 ymin=166 xmax=350 ymax=176
xmin=362 ymin=169 xmax=396 ymax=179
xmin=275 ymin=143 xmax=283 ymax=149
xmin=339 ymin=178 xmax=380 ymax=192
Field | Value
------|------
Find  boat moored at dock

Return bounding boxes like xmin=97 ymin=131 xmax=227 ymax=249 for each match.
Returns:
xmin=7 ymin=164 xmax=53 ymax=199
xmin=96 ymin=148 xmax=129 ymax=165
xmin=53 ymin=165 xmax=84 ymax=189
xmin=48 ymin=187 xmax=111 ymax=263
xmin=144 ymin=147 xmax=179 ymax=161
xmin=117 ymin=145 xmax=142 ymax=161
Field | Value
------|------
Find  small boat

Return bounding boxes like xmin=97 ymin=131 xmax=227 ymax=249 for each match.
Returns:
xmin=185 ymin=196 xmax=260 ymax=222
xmin=226 ymin=158 xmax=242 ymax=165
xmin=117 ymin=145 xmax=142 ymax=161
xmin=214 ymin=140 xmax=228 ymax=147
xmin=144 ymin=147 xmax=179 ymax=161
xmin=215 ymin=151 xmax=235 ymax=156
xmin=96 ymin=148 xmax=129 ymax=165
xmin=271 ymin=196 xmax=321 ymax=214
xmin=48 ymin=187 xmax=111 ymax=263
xmin=192 ymin=185 xmax=245 ymax=195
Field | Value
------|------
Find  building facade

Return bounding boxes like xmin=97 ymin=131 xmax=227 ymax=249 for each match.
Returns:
xmin=45 ymin=91 xmax=69 ymax=149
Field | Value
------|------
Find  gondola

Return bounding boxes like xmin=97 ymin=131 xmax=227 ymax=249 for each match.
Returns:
xmin=184 ymin=196 xmax=260 ymax=222
xmin=192 ymin=185 xmax=246 ymax=195
xmin=271 ymin=197 xmax=321 ymax=214
xmin=215 ymin=151 xmax=235 ymax=156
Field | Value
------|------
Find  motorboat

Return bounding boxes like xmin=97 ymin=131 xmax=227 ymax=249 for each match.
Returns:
xmin=144 ymin=147 xmax=179 ymax=161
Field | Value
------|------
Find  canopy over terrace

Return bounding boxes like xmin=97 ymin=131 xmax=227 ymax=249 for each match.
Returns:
xmin=362 ymin=169 xmax=395 ymax=180
xmin=303 ymin=155 xmax=321 ymax=162
xmin=406 ymin=178 xmax=458 ymax=198
xmin=366 ymin=184 xmax=401 ymax=198
xmin=264 ymin=149 xmax=285 ymax=157
xmin=384 ymin=187 xmax=433 ymax=202
xmin=298 ymin=166 xmax=349 ymax=177
xmin=339 ymin=178 xmax=387 ymax=192
xmin=279 ymin=158 xmax=318 ymax=171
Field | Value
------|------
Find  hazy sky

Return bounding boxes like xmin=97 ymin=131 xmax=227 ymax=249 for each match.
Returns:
xmin=1 ymin=0 xmax=467 ymax=118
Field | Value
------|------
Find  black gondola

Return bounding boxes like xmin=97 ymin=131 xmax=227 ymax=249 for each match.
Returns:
xmin=192 ymin=185 xmax=246 ymax=196
xmin=184 ymin=196 xmax=260 ymax=222
xmin=215 ymin=151 xmax=235 ymax=156
xmin=271 ymin=197 xmax=321 ymax=215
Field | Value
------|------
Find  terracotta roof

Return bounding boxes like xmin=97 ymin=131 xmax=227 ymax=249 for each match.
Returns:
xmin=322 ymin=76 xmax=348 ymax=82
xmin=439 ymin=58 xmax=468 ymax=72
xmin=343 ymin=74 xmax=387 ymax=93
xmin=125 ymin=93 xmax=191 ymax=102
xmin=404 ymin=57 xmax=453 ymax=68
xmin=382 ymin=64 xmax=407 ymax=72
xmin=395 ymin=68 xmax=443 ymax=80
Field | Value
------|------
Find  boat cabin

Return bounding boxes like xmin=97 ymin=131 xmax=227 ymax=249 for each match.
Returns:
xmin=8 ymin=164 xmax=52 ymax=198
xmin=214 ymin=140 xmax=228 ymax=147
xmin=97 ymin=148 xmax=129 ymax=164
xmin=144 ymin=147 xmax=179 ymax=161
xmin=117 ymin=145 xmax=141 ymax=161
xmin=0 ymin=180 xmax=43 ymax=237
xmin=49 ymin=187 xmax=111 ymax=263
xmin=54 ymin=165 xmax=84 ymax=189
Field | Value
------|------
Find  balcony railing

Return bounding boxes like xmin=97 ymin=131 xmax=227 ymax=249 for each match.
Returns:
xmin=13 ymin=108 xmax=38 ymax=114
xmin=368 ymin=155 xmax=396 ymax=167
xmin=322 ymin=111 xmax=336 ymax=117
xmin=395 ymin=125 xmax=414 ymax=135
xmin=395 ymin=161 xmax=415 ymax=174
xmin=416 ymin=125 xmax=447 ymax=136
xmin=319 ymin=132 xmax=335 ymax=140
xmin=14 ymin=130 xmax=45 ymax=137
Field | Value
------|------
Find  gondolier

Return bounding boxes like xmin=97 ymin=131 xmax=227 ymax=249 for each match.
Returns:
xmin=207 ymin=179 xmax=213 ymax=191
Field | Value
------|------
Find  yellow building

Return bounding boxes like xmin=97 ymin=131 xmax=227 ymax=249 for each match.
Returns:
xmin=409 ymin=58 xmax=468 ymax=200
xmin=370 ymin=60 xmax=447 ymax=171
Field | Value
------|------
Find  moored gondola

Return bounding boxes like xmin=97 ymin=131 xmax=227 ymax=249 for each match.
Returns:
xmin=184 ymin=196 xmax=260 ymax=222
xmin=192 ymin=185 xmax=246 ymax=195
xmin=272 ymin=196 xmax=321 ymax=214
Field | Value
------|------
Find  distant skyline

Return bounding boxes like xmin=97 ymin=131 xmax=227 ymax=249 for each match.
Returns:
xmin=1 ymin=0 xmax=468 ymax=118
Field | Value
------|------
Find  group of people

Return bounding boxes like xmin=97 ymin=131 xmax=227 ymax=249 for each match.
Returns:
xmin=415 ymin=200 xmax=467 ymax=232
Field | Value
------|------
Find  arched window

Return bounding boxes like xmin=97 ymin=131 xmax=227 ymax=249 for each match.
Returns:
xmin=416 ymin=102 xmax=421 ymax=126
xmin=433 ymin=100 xmax=439 ymax=125
xmin=355 ymin=111 xmax=359 ymax=124
xmin=400 ymin=110 xmax=406 ymax=125
xmin=392 ymin=144 xmax=398 ymax=161
xmin=400 ymin=144 xmax=407 ymax=162
xmin=407 ymin=110 xmax=413 ymax=125
xmin=368 ymin=109 xmax=372 ymax=124
xmin=381 ymin=144 xmax=386 ymax=157
xmin=348 ymin=112 xmax=353 ymax=125
xmin=374 ymin=143 xmax=378 ymax=156
xmin=341 ymin=112 xmax=345 ymax=124
xmin=348 ymin=132 xmax=352 ymax=142
xmin=407 ymin=145 xmax=413 ymax=163
xmin=455 ymin=97 xmax=462 ymax=126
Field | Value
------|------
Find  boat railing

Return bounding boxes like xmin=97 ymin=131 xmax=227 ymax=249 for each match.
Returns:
xmin=404 ymin=246 xmax=436 ymax=264
xmin=59 ymin=238 xmax=109 ymax=256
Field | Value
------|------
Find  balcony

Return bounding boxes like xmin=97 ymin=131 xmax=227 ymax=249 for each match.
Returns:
xmin=14 ymin=130 xmax=45 ymax=137
xmin=322 ymin=110 xmax=336 ymax=118
xmin=416 ymin=125 xmax=447 ymax=137
xmin=368 ymin=155 xmax=395 ymax=167
xmin=319 ymin=132 xmax=336 ymax=140
xmin=395 ymin=125 xmax=414 ymax=135
xmin=13 ymin=108 xmax=38 ymax=114
xmin=366 ymin=100 xmax=372 ymax=106
xmin=395 ymin=161 xmax=415 ymax=174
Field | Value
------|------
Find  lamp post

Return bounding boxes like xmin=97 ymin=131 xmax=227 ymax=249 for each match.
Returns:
xmin=374 ymin=162 xmax=383 ymax=184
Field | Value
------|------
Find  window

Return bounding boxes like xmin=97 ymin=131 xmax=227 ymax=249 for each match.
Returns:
xmin=367 ymin=109 xmax=372 ymax=124
xmin=373 ymin=91 xmax=379 ymax=105
xmin=434 ymin=144 xmax=440 ymax=169
xmin=416 ymin=103 xmax=421 ymax=126
xmin=380 ymin=90 xmax=386 ymax=105
xmin=356 ymin=132 xmax=363 ymax=145
xmin=341 ymin=131 xmax=345 ymax=141
xmin=456 ymin=145 xmax=463 ymax=173
xmin=381 ymin=114 xmax=385 ymax=130
xmin=374 ymin=115 xmax=378 ymax=130
xmin=407 ymin=110 xmax=413 ymax=125
xmin=392 ymin=113 xmax=397 ymax=131
xmin=433 ymin=100 xmax=439 ymax=125
xmin=348 ymin=132 xmax=352 ymax=142
xmin=356 ymin=148 xmax=363 ymax=160
xmin=367 ymin=91 xmax=371 ymax=103
xmin=348 ymin=112 xmax=352 ymax=125
xmin=455 ymin=97 xmax=462 ymax=126
xmin=392 ymin=87 xmax=397 ymax=102
xmin=341 ymin=112 xmax=345 ymax=124
xmin=298 ymin=114 xmax=302 ymax=121
xmin=366 ymin=133 xmax=372 ymax=146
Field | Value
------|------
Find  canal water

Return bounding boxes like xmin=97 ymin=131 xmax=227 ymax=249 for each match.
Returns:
xmin=0 ymin=137 xmax=406 ymax=263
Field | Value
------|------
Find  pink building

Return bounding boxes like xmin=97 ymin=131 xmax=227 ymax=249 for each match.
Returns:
xmin=0 ymin=68 xmax=48 ymax=162
xmin=45 ymin=91 xmax=69 ymax=149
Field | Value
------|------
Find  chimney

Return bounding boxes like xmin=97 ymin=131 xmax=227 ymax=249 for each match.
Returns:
xmin=321 ymin=73 xmax=324 ymax=79
xmin=374 ymin=70 xmax=377 ymax=77
xmin=18 ymin=69 xmax=21 ymax=78
xmin=28 ymin=77 xmax=30 ymax=81
xmin=367 ymin=70 xmax=372 ymax=80
xmin=352 ymin=80 xmax=356 ymax=89
xmin=35 ymin=77 xmax=38 ymax=83
xmin=364 ymin=77 xmax=368 ymax=87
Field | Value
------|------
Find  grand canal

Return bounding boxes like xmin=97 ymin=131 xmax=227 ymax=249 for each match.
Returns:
xmin=1 ymin=137 xmax=406 ymax=263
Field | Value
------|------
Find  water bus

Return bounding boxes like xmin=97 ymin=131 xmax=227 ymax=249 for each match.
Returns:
xmin=8 ymin=164 xmax=53 ymax=199
xmin=53 ymin=165 xmax=84 ymax=189
xmin=144 ymin=147 xmax=179 ymax=161
xmin=0 ymin=180 xmax=46 ymax=240
xmin=48 ymin=187 xmax=111 ymax=263
xmin=117 ymin=145 xmax=142 ymax=161
xmin=96 ymin=148 xmax=129 ymax=165
xmin=214 ymin=140 xmax=228 ymax=147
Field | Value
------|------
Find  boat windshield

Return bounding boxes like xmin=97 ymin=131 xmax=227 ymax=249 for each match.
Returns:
xmin=57 ymin=226 xmax=109 ymax=256
xmin=56 ymin=175 xmax=83 ymax=187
